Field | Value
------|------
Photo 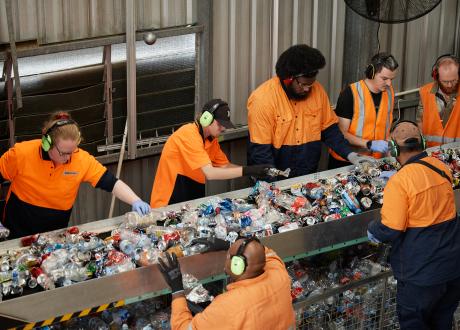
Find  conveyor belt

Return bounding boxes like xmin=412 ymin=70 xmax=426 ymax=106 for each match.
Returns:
xmin=1 ymin=142 xmax=459 ymax=327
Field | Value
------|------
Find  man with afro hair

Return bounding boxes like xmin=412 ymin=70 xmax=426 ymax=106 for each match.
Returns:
xmin=247 ymin=44 xmax=373 ymax=178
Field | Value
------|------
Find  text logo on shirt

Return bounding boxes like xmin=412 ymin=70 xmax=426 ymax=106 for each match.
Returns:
xmin=63 ymin=171 xmax=79 ymax=176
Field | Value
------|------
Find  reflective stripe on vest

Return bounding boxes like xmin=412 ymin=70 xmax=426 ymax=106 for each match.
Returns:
xmin=355 ymin=81 xmax=366 ymax=137
xmin=330 ymin=81 xmax=394 ymax=161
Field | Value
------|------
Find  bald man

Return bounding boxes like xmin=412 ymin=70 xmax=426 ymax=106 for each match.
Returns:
xmin=417 ymin=55 xmax=460 ymax=147
xmin=368 ymin=120 xmax=460 ymax=329
xmin=158 ymin=237 xmax=295 ymax=330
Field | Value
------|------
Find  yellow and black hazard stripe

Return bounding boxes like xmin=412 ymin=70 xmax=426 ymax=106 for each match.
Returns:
xmin=9 ymin=300 xmax=125 ymax=330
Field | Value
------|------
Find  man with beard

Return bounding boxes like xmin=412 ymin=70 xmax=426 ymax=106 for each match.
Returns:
xmin=329 ymin=53 xmax=398 ymax=169
xmin=417 ymin=54 xmax=460 ymax=147
xmin=247 ymin=44 xmax=373 ymax=179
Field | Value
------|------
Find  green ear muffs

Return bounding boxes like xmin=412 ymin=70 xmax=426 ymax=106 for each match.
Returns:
xmin=388 ymin=139 xmax=399 ymax=157
xmin=41 ymin=134 xmax=52 ymax=152
xmin=230 ymin=255 xmax=247 ymax=276
xmin=199 ymin=111 xmax=214 ymax=127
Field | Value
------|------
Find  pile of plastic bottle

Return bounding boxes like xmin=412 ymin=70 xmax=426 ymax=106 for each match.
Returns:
xmin=1 ymin=148 xmax=459 ymax=300
xmin=289 ymin=244 xmax=395 ymax=329
xmin=287 ymin=244 xmax=390 ymax=302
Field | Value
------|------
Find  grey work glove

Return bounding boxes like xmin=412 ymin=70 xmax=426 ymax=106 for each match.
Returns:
xmin=347 ymin=152 xmax=377 ymax=166
xmin=158 ymin=252 xmax=184 ymax=294
xmin=191 ymin=237 xmax=230 ymax=252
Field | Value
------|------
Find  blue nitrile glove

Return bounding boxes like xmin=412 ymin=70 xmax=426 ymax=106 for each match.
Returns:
xmin=369 ymin=140 xmax=388 ymax=153
xmin=132 ymin=200 xmax=151 ymax=216
xmin=379 ymin=170 xmax=397 ymax=181
xmin=367 ymin=230 xmax=381 ymax=244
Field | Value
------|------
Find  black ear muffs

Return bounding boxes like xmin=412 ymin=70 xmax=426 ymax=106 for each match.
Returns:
xmin=41 ymin=119 xmax=77 ymax=151
xmin=431 ymin=54 xmax=460 ymax=80
xmin=389 ymin=120 xmax=426 ymax=157
xmin=365 ymin=64 xmax=376 ymax=79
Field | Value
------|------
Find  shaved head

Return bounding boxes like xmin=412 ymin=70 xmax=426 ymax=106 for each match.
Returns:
xmin=225 ymin=238 xmax=266 ymax=282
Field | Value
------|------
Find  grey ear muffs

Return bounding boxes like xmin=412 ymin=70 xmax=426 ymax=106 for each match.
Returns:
xmin=199 ymin=101 xmax=228 ymax=127
xmin=41 ymin=119 xmax=77 ymax=151
xmin=388 ymin=120 xmax=426 ymax=157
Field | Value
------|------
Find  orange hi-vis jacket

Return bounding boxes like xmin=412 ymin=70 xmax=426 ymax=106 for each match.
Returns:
xmin=150 ymin=123 xmax=229 ymax=208
xmin=171 ymin=247 xmax=295 ymax=330
xmin=330 ymin=80 xmax=394 ymax=161
xmin=419 ymin=81 xmax=460 ymax=147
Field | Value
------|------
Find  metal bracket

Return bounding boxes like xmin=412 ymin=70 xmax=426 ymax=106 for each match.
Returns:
xmin=103 ymin=44 xmax=113 ymax=146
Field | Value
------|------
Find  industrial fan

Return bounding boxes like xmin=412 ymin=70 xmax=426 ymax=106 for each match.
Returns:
xmin=344 ymin=0 xmax=442 ymax=23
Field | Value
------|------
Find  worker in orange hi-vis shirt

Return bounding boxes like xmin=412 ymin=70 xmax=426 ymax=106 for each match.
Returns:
xmin=158 ymin=236 xmax=295 ymax=330
xmin=0 ymin=111 xmax=151 ymax=239
xmin=150 ymin=99 xmax=270 ymax=208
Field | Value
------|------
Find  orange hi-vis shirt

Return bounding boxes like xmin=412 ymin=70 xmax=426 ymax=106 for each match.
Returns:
xmin=0 ymin=140 xmax=107 ymax=210
xmin=171 ymin=247 xmax=295 ymax=330
xmin=248 ymin=77 xmax=349 ymax=176
xmin=150 ymin=123 xmax=229 ymax=208
xmin=419 ymin=81 xmax=460 ymax=147
xmin=330 ymin=80 xmax=394 ymax=161
xmin=0 ymin=139 xmax=108 ymax=237
xmin=248 ymin=77 xmax=338 ymax=148
xmin=369 ymin=153 xmax=460 ymax=285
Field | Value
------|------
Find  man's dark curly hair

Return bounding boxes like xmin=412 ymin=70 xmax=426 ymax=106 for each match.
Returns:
xmin=275 ymin=44 xmax=326 ymax=79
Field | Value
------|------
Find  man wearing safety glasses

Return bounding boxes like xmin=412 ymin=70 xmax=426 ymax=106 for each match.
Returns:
xmin=247 ymin=44 xmax=374 ymax=180
xmin=417 ymin=54 xmax=460 ymax=147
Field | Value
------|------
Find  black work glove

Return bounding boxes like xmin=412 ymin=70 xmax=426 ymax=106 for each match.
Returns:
xmin=191 ymin=237 xmax=230 ymax=252
xmin=242 ymin=165 xmax=270 ymax=177
xmin=158 ymin=252 xmax=184 ymax=294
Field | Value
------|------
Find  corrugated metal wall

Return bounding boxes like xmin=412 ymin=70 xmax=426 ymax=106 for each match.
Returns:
xmin=0 ymin=0 xmax=196 ymax=44
xmin=211 ymin=0 xmax=460 ymax=124
xmin=2 ymin=0 xmax=460 ymax=225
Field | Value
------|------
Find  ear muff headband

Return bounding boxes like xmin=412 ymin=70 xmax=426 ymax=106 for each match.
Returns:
xmin=230 ymin=237 xmax=259 ymax=276
xmin=365 ymin=54 xmax=397 ymax=79
xmin=388 ymin=120 xmax=426 ymax=157
xmin=199 ymin=101 xmax=228 ymax=128
xmin=41 ymin=119 xmax=77 ymax=152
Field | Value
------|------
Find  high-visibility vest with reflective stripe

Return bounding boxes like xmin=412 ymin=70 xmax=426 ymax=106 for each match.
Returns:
xmin=419 ymin=82 xmax=460 ymax=147
xmin=330 ymin=80 xmax=394 ymax=161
